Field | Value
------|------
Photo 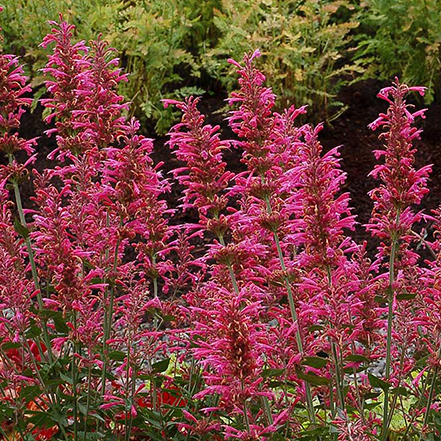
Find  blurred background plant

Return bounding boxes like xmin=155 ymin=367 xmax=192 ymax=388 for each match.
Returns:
xmin=0 ymin=0 xmax=220 ymax=134
xmin=203 ymin=0 xmax=364 ymax=123
xmin=2 ymin=0 xmax=441 ymax=134
xmin=354 ymin=0 xmax=441 ymax=103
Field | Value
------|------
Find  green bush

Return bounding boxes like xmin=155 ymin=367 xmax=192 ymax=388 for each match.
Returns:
xmin=202 ymin=0 xmax=364 ymax=122
xmin=1 ymin=0 xmax=219 ymax=134
xmin=355 ymin=0 xmax=441 ymax=103
xmin=7 ymin=0 xmax=440 ymax=132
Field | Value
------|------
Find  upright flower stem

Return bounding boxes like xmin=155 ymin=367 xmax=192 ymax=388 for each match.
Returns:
xmin=382 ymin=222 xmax=399 ymax=441
xmin=419 ymin=345 xmax=441 ymax=438
xmin=72 ymin=312 xmax=79 ymax=440
xmin=127 ymin=366 xmax=137 ymax=441
xmin=83 ymin=365 xmax=92 ymax=440
xmin=326 ymin=266 xmax=345 ymax=414
xmin=9 ymin=161 xmax=54 ymax=364
xmin=124 ymin=337 xmax=135 ymax=441
xmin=263 ymin=194 xmax=316 ymax=424
xmin=401 ymin=367 xmax=431 ymax=439
xmin=386 ymin=344 xmax=406 ymax=430
xmin=0 ymin=426 xmax=11 ymax=441
xmin=101 ymin=237 xmax=120 ymax=400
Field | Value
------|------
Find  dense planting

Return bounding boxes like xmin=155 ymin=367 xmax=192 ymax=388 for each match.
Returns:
xmin=0 ymin=15 xmax=441 ymax=441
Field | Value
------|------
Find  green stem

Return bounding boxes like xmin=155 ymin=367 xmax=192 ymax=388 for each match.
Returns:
xmin=401 ymin=365 xmax=431 ymax=439
xmin=381 ymin=231 xmax=399 ymax=441
xmin=329 ymin=385 xmax=336 ymax=419
xmin=0 ymin=426 xmax=11 ymax=441
xmin=21 ymin=332 xmax=55 ymax=406
xmin=124 ymin=350 xmax=130 ymax=441
xmin=325 ymin=266 xmax=345 ymax=414
xmin=83 ymin=365 xmax=92 ymax=441
xmin=125 ymin=341 xmax=136 ymax=441
xmin=72 ymin=312 xmax=79 ymax=440
xmin=264 ymin=195 xmax=316 ymax=424
xmin=152 ymin=380 xmax=158 ymax=412
xmin=241 ymin=379 xmax=251 ymax=432
xmin=420 ymin=367 xmax=439 ymax=438
xmin=101 ymin=239 xmax=120 ymax=398
xmin=331 ymin=342 xmax=345 ymax=412
xmin=386 ymin=345 xmax=406 ymax=430
xmin=9 ymin=165 xmax=53 ymax=364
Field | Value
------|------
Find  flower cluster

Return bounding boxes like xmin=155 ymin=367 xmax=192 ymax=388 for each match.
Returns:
xmin=0 ymin=16 xmax=441 ymax=441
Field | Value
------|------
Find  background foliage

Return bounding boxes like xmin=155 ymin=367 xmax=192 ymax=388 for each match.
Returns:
xmin=355 ymin=0 xmax=441 ymax=104
xmin=1 ymin=0 xmax=440 ymax=131
xmin=203 ymin=0 xmax=362 ymax=122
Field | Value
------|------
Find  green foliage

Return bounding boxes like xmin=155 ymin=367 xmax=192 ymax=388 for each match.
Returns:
xmin=203 ymin=0 xmax=363 ymax=122
xmin=0 ymin=0 xmax=219 ymax=134
xmin=355 ymin=0 xmax=441 ymax=103
xmin=107 ymin=0 xmax=211 ymax=134
xmin=4 ymin=0 xmax=441 ymax=132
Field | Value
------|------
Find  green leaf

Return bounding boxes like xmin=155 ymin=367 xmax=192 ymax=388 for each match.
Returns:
xmin=19 ymin=385 xmax=42 ymax=401
xmin=27 ymin=411 xmax=56 ymax=427
xmin=53 ymin=316 xmax=69 ymax=334
xmin=21 ymin=434 xmax=37 ymax=441
xmin=152 ymin=358 xmax=170 ymax=373
xmin=14 ymin=217 xmax=29 ymax=239
xmin=301 ymin=356 xmax=328 ymax=369
xmin=364 ymin=401 xmax=382 ymax=410
xmin=29 ymin=306 xmax=63 ymax=320
xmin=368 ymin=373 xmax=391 ymax=391
xmin=161 ymin=314 xmax=176 ymax=323
xmin=396 ymin=292 xmax=417 ymax=301
xmin=343 ymin=365 xmax=368 ymax=374
xmin=2 ymin=342 xmax=21 ymax=351
xmin=78 ymin=403 xmax=89 ymax=416
xmin=363 ymin=391 xmax=381 ymax=400
xmin=308 ymin=324 xmax=324 ymax=332
xmin=416 ymin=355 xmax=429 ymax=367
xmin=108 ymin=350 xmax=126 ymax=361
xmin=296 ymin=370 xmax=331 ymax=386
xmin=26 ymin=325 xmax=42 ymax=338
xmin=345 ymin=354 xmax=370 ymax=363
xmin=391 ymin=386 xmax=409 ymax=396
xmin=60 ymin=372 xmax=73 ymax=385
xmin=262 ymin=368 xmax=285 ymax=378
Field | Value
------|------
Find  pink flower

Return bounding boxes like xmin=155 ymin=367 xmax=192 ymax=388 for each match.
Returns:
xmin=366 ymin=80 xmax=431 ymax=267
xmin=166 ymin=96 xmax=234 ymax=233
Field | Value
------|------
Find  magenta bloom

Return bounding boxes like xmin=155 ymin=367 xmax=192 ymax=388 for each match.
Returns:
xmin=367 ymin=80 xmax=431 ymax=266
xmin=166 ymin=96 xmax=234 ymax=234
xmin=287 ymin=123 xmax=356 ymax=268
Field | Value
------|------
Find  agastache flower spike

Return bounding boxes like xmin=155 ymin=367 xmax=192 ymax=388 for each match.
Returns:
xmin=227 ymin=49 xmax=276 ymax=160
xmin=288 ymin=124 xmax=356 ymax=268
xmin=71 ymin=37 xmax=129 ymax=148
xmin=165 ymin=96 xmax=234 ymax=235
xmin=367 ymin=80 xmax=431 ymax=260
xmin=0 ymin=36 xmax=37 ymax=177
xmin=40 ymin=18 xmax=89 ymax=159
xmin=192 ymin=288 xmax=267 ymax=411
xmin=0 ymin=54 xmax=32 ymax=134
xmin=367 ymin=80 xmax=431 ymax=437
xmin=227 ymin=51 xmax=321 ymax=426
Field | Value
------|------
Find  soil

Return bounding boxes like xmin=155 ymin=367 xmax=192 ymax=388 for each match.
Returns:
xmin=12 ymin=79 xmax=441 ymax=257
